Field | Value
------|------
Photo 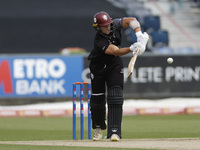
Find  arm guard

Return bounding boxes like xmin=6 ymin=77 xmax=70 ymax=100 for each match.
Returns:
xmin=129 ymin=20 xmax=141 ymax=30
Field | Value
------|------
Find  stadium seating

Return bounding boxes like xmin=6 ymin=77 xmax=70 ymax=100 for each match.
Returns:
xmin=143 ymin=15 xmax=160 ymax=33
xmin=151 ymin=29 xmax=169 ymax=48
xmin=191 ymin=0 xmax=200 ymax=8
xmin=155 ymin=47 xmax=174 ymax=54
xmin=131 ymin=9 xmax=152 ymax=25
xmin=177 ymin=47 xmax=194 ymax=54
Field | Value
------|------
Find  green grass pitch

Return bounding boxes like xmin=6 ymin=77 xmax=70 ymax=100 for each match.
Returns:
xmin=0 ymin=115 xmax=200 ymax=150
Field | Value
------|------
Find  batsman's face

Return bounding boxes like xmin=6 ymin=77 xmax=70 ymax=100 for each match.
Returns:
xmin=100 ymin=24 xmax=111 ymax=35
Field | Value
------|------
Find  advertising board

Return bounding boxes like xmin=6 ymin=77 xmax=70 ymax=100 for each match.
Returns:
xmin=0 ymin=55 xmax=83 ymax=98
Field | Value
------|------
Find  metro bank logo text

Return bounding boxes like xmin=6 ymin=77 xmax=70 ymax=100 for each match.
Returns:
xmin=0 ymin=56 xmax=83 ymax=98
xmin=14 ymin=58 xmax=66 ymax=95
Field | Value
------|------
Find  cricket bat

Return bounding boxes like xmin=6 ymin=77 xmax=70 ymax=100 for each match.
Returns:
xmin=127 ymin=48 xmax=139 ymax=78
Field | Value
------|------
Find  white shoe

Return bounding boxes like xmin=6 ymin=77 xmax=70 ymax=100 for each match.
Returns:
xmin=110 ymin=134 xmax=120 ymax=142
xmin=93 ymin=128 xmax=102 ymax=141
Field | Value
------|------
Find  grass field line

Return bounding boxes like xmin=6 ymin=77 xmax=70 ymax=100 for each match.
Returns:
xmin=0 ymin=138 xmax=200 ymax=150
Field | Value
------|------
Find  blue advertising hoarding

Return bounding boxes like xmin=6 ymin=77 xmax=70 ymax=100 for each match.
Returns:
xmin=0 ymin=55 xmax=83 ymax=98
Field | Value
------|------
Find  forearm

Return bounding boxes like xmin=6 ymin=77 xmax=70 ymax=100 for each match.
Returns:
xmin=105 ymin=44 xmax=132 ymax=56
xmin=114 ymin=47 xmax=131 ymax=56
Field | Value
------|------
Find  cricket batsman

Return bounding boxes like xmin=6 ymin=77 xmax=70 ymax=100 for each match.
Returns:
xmin=87 ymin=11 xmax=149 ymax=141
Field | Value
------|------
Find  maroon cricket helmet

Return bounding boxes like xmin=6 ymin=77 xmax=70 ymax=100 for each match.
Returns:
xmin=93 ymin=11 xmax=113 ymax=27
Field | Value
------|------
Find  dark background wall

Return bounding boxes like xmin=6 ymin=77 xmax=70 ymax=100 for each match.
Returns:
xmin=0 ymin=0 xmax=129 ymax=53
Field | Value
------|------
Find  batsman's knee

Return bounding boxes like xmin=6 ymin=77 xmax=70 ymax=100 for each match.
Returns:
xmin=90 ymin=94 xmax=106 ymax=109
xmin=107 ymin=86 xmax=123 ymax=105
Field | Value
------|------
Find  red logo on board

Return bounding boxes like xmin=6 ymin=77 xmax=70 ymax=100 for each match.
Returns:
xmin=0 ymin=60 xmax=13 ymax=93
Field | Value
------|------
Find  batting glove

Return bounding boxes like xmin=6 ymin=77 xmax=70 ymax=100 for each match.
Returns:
xmin=130 ymin=42 xmax=142 ymax=56
xmin=136 ymin=31 xmax=149 ymax=52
